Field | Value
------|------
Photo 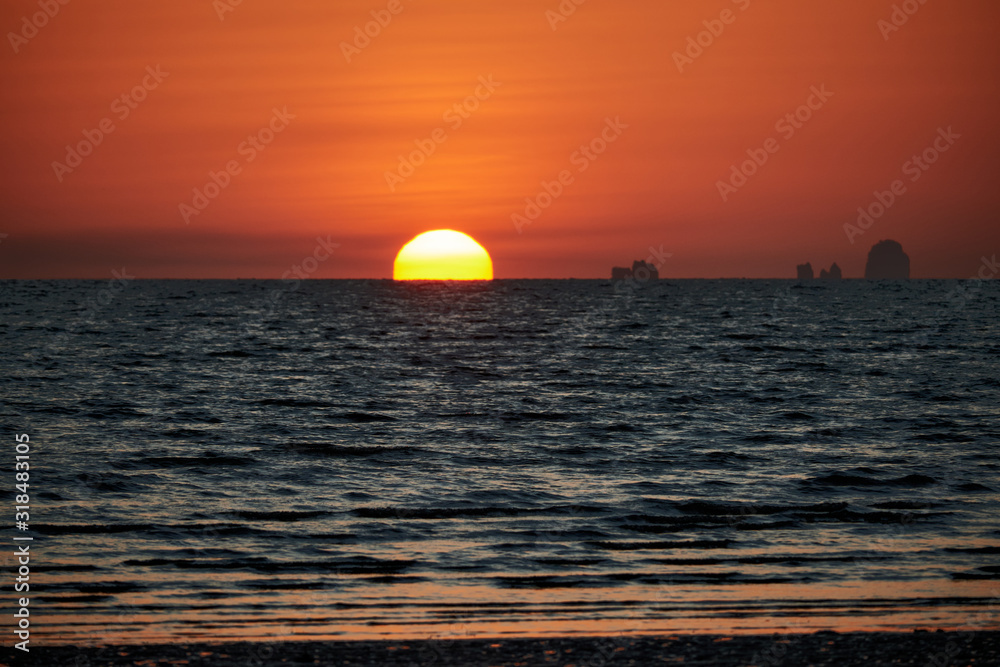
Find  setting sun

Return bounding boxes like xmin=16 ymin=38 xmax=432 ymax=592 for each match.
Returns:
xmin=393 ymin=230 xmax=493 ymax=281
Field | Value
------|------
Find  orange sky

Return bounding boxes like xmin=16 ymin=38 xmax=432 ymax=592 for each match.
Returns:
xmin=1 ymin=0 xmax=998 ymax=278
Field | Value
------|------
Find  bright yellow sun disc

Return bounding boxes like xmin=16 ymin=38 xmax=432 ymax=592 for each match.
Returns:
xmin=393 ymin=230 xmax=493 ymax=280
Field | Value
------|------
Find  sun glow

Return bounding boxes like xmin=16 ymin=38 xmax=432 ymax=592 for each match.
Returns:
xmin=393 ymin=230 xmax=493 ymax=280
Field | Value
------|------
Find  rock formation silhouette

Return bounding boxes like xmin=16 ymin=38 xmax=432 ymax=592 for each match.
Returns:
xmin=865 ymin=240 xmax=910 ymax=279
xmin=797 ymin=263 xmax=814 ymax=280
xmin=819 ymin=263 xmax=842 ymax=280
xmin=612 ymin=260 xmax=659 ymax=281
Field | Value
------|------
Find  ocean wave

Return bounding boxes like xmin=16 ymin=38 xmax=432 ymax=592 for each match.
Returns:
xmin=340 ymin=411 xmax=397 ymax=422
xmin=353 ymin=504 xmax=606 ymax=520
xmin=136 ymin=452 xmax=257 ymax=468
xmin=590 ymin=539 xmax=733 ymax=551
xmin=286 ymin=443 xmax=422 ymax=457
xmin=225 ymin=510 xmax=327 ymax=521
xmin=676 ymin=501 xmax=847 ymax=516
xmin=804 ymin=472 xmax=938 ymax=487
xmin=119 ymin=556 xmax=417 ymax=574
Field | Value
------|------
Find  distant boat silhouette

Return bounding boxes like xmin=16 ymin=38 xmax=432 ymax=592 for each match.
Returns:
xmin=797 ymin=262 xmax=814 ymax=280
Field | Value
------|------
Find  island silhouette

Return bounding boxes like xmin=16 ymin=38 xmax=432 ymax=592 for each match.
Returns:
xmin=796 ymin=262 xmax=841 ymax=280
xmin=793 ymin=241 xmax=908 ymax=280
xmin=612 ymin=260 xmax=659 ymax=281
xmin=865 ymin=240 xmax=910 ymax=279
xmin=820 ymin=263 xmax=842 ymax=280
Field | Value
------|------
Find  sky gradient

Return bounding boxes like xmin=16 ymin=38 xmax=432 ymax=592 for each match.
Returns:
xmin=1 ymin=0 xmax=998 ymax=279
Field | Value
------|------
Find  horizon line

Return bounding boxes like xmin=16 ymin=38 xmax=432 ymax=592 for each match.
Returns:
xmin=0 ymin=277 xmax=980 ymax=282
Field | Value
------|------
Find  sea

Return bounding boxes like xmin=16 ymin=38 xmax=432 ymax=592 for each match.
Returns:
xmin=2 ymin=278 xmax=999 ymax=646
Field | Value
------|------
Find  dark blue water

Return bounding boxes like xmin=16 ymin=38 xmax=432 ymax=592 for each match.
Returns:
xmin=2 ymin=279 xmax=999 ymax=644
